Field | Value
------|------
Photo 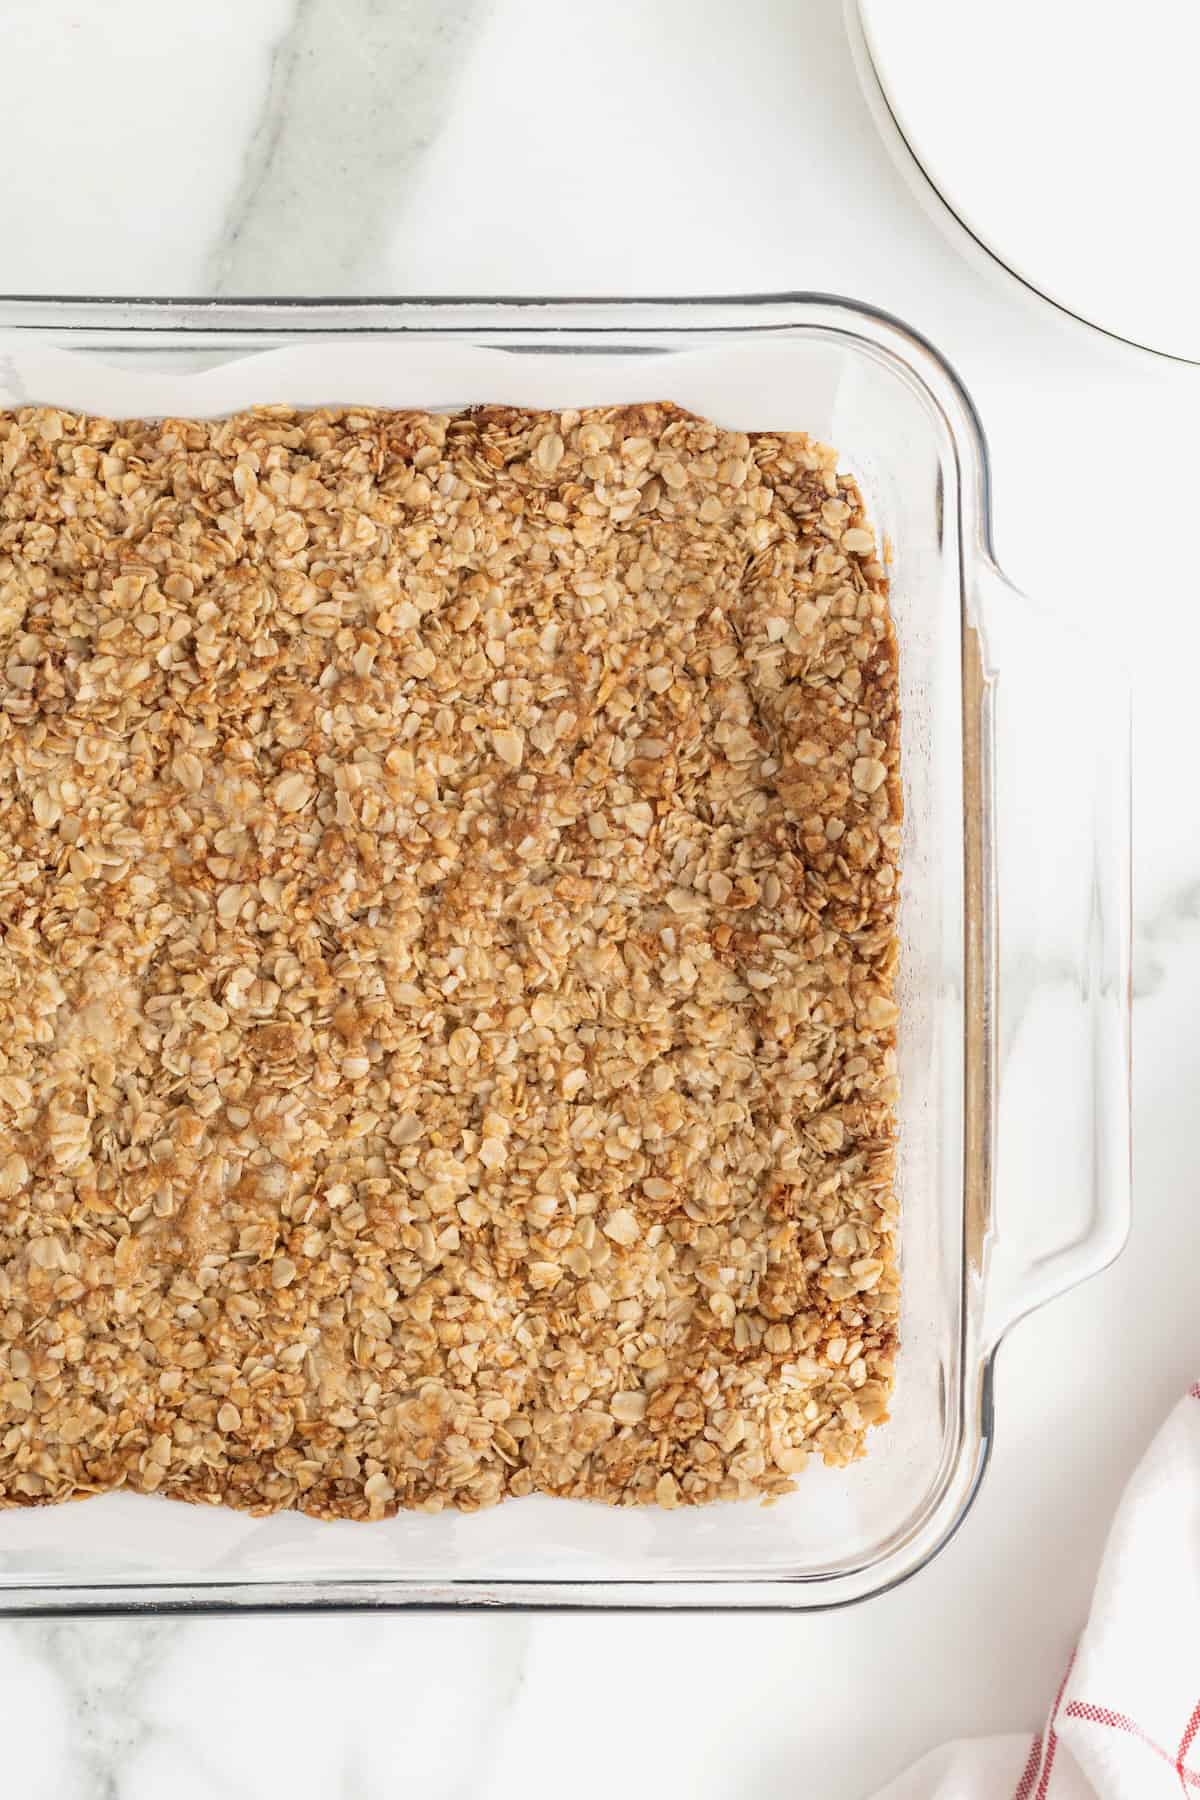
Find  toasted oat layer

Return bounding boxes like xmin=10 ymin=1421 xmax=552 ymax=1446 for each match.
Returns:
xmin=0 ymin=402 xmax=899 ymax=1519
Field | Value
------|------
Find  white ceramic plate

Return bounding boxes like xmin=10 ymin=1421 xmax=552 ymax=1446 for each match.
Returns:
xmin=856 ymin=0 xmax=1200 ymax=364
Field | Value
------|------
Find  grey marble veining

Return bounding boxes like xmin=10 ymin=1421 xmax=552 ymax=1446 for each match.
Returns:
xmin=9 ymin=1617 xmax=186 ymax=1798
xmin=207 ymin=0 xmax=489 ymax=295
xmin=1132 ymin=879 xmax=1200 ymax=1001
xmin=11 ymin=1612 xmax=534 ymax=1799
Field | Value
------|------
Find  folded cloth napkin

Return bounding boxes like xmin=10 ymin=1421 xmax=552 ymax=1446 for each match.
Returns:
xmin=873 ymin=1386 xmax=1200 ymax=1799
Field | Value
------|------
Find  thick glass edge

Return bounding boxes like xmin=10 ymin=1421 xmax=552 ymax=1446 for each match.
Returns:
xmin=0 ymin=294 xmax=1000 ymax=1612
xmin=0 ymin=291 xmax=996 ymax=545
xmin=0 ymin=291 xmax=992 ymax=491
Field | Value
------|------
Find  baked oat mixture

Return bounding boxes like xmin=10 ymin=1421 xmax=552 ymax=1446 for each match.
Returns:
xmin=0 ymin=401 xmax=900 ymax=1519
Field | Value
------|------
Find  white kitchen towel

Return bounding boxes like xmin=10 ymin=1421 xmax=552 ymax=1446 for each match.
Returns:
xmin=872 ymin=1385 xmax=1200 ymax=1799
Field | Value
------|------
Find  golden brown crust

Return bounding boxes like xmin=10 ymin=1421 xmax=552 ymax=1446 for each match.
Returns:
xmin=0 ymin=401 xmax=899 ymax=1519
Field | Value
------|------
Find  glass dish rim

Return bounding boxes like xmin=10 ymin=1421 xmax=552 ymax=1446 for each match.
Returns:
xmin=0 ymin=287 xmax=996 ymax=506
xmin=0 ymin=291 xmax=997 ymax=574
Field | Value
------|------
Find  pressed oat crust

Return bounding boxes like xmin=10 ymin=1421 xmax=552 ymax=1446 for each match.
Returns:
xmin=0 ymin=401 xmax=900 ymax=1519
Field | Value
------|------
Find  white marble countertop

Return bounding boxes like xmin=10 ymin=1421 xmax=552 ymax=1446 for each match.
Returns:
xmin=2 ymin=2 xmax=1197 ymax=1796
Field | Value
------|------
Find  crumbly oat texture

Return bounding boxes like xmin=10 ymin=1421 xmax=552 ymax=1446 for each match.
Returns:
xmin=0 ymin=401 xmax=900 ymax=1520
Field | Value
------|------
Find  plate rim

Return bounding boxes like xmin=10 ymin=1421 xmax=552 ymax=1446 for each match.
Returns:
xmin=848 ymin=0 xmax=1200 ymax=368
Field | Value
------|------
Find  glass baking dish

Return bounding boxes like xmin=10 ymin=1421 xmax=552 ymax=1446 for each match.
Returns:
xmin=0 ymin=295 xmax=1130 ymax=1611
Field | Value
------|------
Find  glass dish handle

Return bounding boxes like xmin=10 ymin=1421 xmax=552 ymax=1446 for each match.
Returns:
xmin=972 ymin=560 xmax=1131 ymax=1351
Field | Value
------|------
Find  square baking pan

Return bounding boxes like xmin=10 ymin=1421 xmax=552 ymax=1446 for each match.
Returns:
xmin=0 ymin=295 xmax=1131 ymax=1609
